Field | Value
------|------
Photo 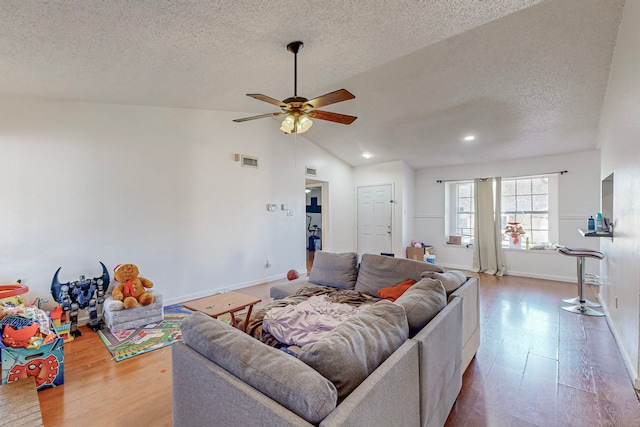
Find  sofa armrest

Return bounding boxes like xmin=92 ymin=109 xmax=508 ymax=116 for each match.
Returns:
xmin=320 ymin=339 xmax=420 ymax=427
xmin=411 ymin=296 xmax=463 ymax=427
xmin=172 ymin=341 xmax=314 ymax=427
xmin=449 ymin=276 xmax=480 ymax=372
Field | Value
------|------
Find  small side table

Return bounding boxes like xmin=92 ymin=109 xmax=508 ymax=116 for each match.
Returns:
xmin=183 ymin=291 xmax=261 ymax=332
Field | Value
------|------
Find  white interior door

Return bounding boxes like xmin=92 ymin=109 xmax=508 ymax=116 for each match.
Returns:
xmin=357 ymin=184 xmax=392 ymax=255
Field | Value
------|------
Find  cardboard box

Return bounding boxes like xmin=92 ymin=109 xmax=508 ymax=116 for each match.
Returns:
xmin=2 ymin=333 xmax=64 ymax=391
xmin=447 ymin=235 xmax=462 ymax=245
xmin=406 ymin=246 xmax=425 ymax=260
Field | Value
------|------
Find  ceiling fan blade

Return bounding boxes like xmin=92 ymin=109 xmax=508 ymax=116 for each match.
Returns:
xmin=309 ymin=110 xmax=357 ymax=125
xmin=233 ymin=112 xmax=283 ymax=122
xmin=304 ymin=89 xmax=355 ymax=109
xmin=247 ymin=94 xmax=288 ymax=108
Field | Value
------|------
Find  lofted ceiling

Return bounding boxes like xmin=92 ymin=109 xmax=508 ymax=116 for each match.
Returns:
xmin=0 ymin=0 xmax=624 ymax=169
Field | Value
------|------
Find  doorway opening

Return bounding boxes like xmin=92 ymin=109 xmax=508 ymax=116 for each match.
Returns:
xmin=305 ymin=180 xmax=327 ymax=272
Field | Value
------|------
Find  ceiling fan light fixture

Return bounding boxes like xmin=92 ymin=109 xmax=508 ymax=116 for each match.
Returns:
xmin=280 ymin=113 xmax=313 ymax=134
xmin=297 ymin=114 xmax=313 ymax=133
xmin=280 ymin=114 xmax=296 ymax=133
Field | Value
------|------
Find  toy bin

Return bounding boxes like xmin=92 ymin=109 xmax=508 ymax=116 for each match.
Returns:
xmin=1 ymin=332 xmax=64 ymax=391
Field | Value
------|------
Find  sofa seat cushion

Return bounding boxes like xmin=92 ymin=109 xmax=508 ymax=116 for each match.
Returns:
xmin=394 ymin=278 xmax=447 ymax=336
xmin=308 ymin=251 xmax=358 ymax=290
xmin=269 ymin=278 xmax=317 ymax=300
xmin=421 ymin=270 xmax=467 ymax=294
xmin=181 ymin=312 xmax=337 ymax=424
xmin=354 ymin=253 xmax=444 ymax=296
xmin=298 ymin=300 xmax=408 ymax=402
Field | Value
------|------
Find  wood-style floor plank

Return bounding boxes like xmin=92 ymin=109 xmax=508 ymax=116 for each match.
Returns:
xmin=446 ymin=273 xmax=640 ymax=427
xmin=30 ymin=273 xmax=639 ymax=426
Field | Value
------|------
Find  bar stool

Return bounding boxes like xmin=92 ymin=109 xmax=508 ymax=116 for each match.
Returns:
xmin=558 ymin=246 xmax=605 ymax=316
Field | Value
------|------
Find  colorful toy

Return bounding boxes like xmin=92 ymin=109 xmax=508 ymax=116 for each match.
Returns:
xmin=2 ymin=321 xmax=39 ymax=348
xmin=112 ymin=264 xmax=154 ymax=309
xmin=0 ymin=280 xmax=29 ymax=299
xmin=50 ymin=262 xmax=109 ymax=336
xmin=49 ymin=306 xmax=74 ymax=342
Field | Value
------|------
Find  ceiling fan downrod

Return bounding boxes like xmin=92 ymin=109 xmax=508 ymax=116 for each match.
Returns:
xmin=287 ymin=41 xmax=304 ymax=97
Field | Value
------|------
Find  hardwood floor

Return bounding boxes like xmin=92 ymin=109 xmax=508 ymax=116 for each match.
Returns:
xmin=35 ymin=274 xmax=639 ymax=426
xmin=445 ymin=274 xmax=640 ymax=426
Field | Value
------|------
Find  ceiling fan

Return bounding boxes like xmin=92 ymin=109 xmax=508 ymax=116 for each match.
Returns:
xmin=233 ymin=41 xmax=357 ymax=134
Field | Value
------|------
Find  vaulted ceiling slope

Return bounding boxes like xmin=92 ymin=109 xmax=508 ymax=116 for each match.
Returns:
xmin=0 ymin=0 xmax=624 ymax=169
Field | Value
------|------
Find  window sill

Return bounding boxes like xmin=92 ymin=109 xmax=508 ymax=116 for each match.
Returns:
xmin=443 ymin=243 xmax=558 ymax=255
xmin=502 ymin=247 xmax=558 ymax=254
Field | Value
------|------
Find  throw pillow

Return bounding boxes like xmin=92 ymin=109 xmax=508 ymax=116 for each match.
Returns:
xmin=181 ymin=312 xmax=337 ymax=424
xmin=308 ymin=251 xmax=358 ymax=290
xmin=394 ymin=278 xmax=446 ymax=336
xmin=421 ymin=270 xmax=467 ymax=294
xmin=376 ymin=278 xmax=417 ymax=301
xmin=298 ymin=300 xmax=409 ymax=402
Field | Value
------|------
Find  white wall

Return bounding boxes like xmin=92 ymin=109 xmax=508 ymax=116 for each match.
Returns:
xmin=353 ymin=160 xmax=414 ymax=257
xmin=0 ymin=97 xmax=355 ymax=311
xmin=414 ymin=150 xmax=601 ymax=281
xmin=596 ymin=0 xmax=640 ymax=387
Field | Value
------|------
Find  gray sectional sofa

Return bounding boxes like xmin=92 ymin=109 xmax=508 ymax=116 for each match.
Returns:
xmin=172 ymin=252 xmax=480 ymax=427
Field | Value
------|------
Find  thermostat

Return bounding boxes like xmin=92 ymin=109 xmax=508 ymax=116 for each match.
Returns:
xmin=267 ymin=203 xmax=278 ymax=211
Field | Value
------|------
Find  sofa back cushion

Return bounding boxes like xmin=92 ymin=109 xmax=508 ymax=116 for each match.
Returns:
xmin=354 ymin=253 xmax=444 ymax=296
xmin=421 ymin=270 xmax=467 ymax=294
xmin=298 ymin=300 xmax=409 ymax=402
xmin=181 ymin=312 xmax=337 ymax=424
xmin=308 ymin=251 xmax=358 ymax=290
xmin=394 ymin=278 xmax=447 ymax=336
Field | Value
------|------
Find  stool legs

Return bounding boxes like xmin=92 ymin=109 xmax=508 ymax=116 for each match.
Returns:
xmin=562 ymin=256 xmax=604 ymax=317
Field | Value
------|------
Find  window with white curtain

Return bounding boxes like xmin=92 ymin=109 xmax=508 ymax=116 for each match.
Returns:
xmin=445 ymin=174 xmax=558 ymax=247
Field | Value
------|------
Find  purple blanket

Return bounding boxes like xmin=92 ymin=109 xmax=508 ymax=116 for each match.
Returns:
xmin=263 ymin=295 xmax=366 ymax=346
xmin=242 ymin=285 xmax=378 ymax=348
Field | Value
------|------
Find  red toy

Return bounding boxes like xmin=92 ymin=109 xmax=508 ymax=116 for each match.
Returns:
xmin=286 ymin=269 xmax=299 ymax=281
xmin=0 ymin=280 xmax=29 ymax=298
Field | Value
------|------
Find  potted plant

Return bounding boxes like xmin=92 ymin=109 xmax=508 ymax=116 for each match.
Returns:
xmin=504 ymin=222 xmax=526 ymax=247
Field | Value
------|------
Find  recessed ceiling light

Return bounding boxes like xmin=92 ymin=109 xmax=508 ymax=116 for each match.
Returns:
xmin=464 ymin=135 xmax=475 ymax=141
xmin=362 ymin=152 xmax=372 ymax=159
xmin=305 ymin=188 xmax=312 ymax=193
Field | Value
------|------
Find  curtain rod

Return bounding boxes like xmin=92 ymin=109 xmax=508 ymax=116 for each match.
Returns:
xmin=436 ymin=170 xmax=568 ymax=183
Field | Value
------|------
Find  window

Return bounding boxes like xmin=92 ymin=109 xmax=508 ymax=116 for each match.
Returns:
xmin=501 ymin=177 xmax=550 ymax=244
xmin=446 ymin=181 xmax=474 ymax=244
xmin=445 ymin=175 xmax=558 ymax=247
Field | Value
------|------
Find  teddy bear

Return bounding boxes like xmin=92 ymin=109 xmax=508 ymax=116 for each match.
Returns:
xmin=111 ymin=264 xmax=154 ymax=309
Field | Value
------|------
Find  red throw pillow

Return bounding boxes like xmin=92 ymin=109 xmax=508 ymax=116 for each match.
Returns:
xmin=376 ymin=279 xmax=417 ymax=302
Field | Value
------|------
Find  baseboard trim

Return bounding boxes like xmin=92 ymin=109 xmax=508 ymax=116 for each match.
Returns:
xmin=600 ymin=297 xmax=639 ymax=389
xmin=440 ymin=263 xmax=574 ymax=283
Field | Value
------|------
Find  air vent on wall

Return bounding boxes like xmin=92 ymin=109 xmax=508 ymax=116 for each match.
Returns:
xmin=241 ymin=155 xmax=259 ymax=168
xmin=306 ymin=167 xmax=317 ymax=176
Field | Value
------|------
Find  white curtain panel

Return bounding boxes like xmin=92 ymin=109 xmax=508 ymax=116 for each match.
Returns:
xmin=472 ymin=177 xmax=506 ymax=276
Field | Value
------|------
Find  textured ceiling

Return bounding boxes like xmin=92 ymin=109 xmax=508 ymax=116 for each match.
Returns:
xmin=0 ymin=0 xmax=624 ymax=169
